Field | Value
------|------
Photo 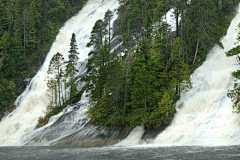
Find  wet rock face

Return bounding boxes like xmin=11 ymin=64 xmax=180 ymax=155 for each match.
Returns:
xmin=113 ymin=16 xmax=120 ymax=36
xmin=140 ymin=128 xmax=166 ymax=144
xmin=26 ymin=113 xmax=164 ymax=147
xmin=53 ymin=123 xmax=131 ymax=147
xmin=24 ymin=102 xmax=90 ymax=146
xmin=110 ymin=35 xmax=123 ymax=49
xmin=25 ymin=12 xmax=166 ymax=148
xmin=52 ymin=124 xmax=166 ymax=147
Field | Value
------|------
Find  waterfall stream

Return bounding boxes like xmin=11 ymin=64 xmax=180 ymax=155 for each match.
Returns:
xmin=1 ymin=0 xmax=240 ymax=147
xmin=0 ymin=0 xmax=119 ymax=146
xmin=154 ymin=5 xmax=240 ymax=146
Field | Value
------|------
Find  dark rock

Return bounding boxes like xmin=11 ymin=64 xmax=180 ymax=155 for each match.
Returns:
xmin=110 ymin=35 xmax=123 ymax=51
xmin=24 ymin=103 xmax=90 ymax=146
xmin=113 ymin=16 xmax=120 ymax=36
xmin=23 ymin=78 xmax=31 ymax=85
xmin=141 ymin=129 xmax=163 ymax=140
xmin=171 ymin=31 xmax=177 ymax=38
xmin=110 ymin=14 xmax=124 ymax=54
xmin=178 ymin=102 xmax=184 ymax=109
xmin=52 ymin=123 xmax=131 ymax=147
xmin=29 ymin=70 xmax=38 ymax=78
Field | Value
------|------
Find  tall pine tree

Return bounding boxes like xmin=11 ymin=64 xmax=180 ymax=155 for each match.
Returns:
xmin=66 ymin=33 xmax=79 ymax=97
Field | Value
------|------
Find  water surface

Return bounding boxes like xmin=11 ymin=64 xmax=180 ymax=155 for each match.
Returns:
xmin=0 ymin=146 xmax=240 ymax=160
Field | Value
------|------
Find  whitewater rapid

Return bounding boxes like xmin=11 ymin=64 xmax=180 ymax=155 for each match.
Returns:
xmin=1 ymin=0 xmax=240 ymax=147
xmin=154 ymin=5 xmax=240 ymax=146
xmin=0 ymin=0 xmax=119 ymax=146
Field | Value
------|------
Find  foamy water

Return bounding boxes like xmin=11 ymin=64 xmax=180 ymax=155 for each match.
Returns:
xmin=154 ymin=5 xmax=240 ymax=146
xmin=0 ymin=0 xmax=119 ymax=146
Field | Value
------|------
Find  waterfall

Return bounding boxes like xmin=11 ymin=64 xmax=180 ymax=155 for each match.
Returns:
xmin=1 ymin=0 xmax=240 ymax=147
xmin=154 ymin=5 xmax=240 ymax=146
xmin=0 ymin=0 xmax=119 ymax=146
xmin=115 ymin=125 xmax=145 ymax=146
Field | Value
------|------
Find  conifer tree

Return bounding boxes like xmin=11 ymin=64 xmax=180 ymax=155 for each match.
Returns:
xmin=0 ymin=0 xmax=90 ymax=116
xmin=46 ymin=79 xmax=58 ymax=106
xmin=104 ymin=10 xmax=113 ymax=52
xmin=66 ymin=33 xmax=79 ymax=97
xmin=48 ymin=52 xmax=65 ymax=107
xmin=83 ymin=20 xmax=109 ymax=100
xmin=226 ymin=46 xmax=240 ymax=113
xmin=26 ymin=0 xmax=41 ymax=51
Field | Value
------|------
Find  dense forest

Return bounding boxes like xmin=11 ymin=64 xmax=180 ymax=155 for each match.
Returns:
xmin=0 ymin=0 xmax=87 ymax=118
xmin=84 ymin=0 xmax=239 ymax=129
xmin=0 ymin=0 xmax=239 ymax=129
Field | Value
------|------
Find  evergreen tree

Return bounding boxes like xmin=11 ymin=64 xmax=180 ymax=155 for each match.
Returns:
xmin=46 ymin=79 xmax=58 ymax=107
xmin=26 ymin=0 xmax=41 ymax=51
xmin=226 ymin=45 xmax=240 ymax=113
xmin=0 ymin=0 xmax=89 ymax=118
xmin=66 ymin=33 xmax=79 ymax=97
xmin=47 ymin=52 xmax=65 ymax=107
xmin=104 ymin=9 xmax=113 ymax=52
xmin=82 ymin=20 xmax=110 ymax=101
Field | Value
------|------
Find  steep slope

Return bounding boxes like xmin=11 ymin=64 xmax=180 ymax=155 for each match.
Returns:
xmin=0 ymin=0 xmax=119 ymax=146
xmin=154 ymin=5 xmax=240 ymax=146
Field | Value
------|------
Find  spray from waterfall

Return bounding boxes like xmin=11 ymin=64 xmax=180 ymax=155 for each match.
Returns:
xmin=0 ymin=0 xmax=119 ymax=146
xmin=153 ymin=5 xmax=240 ymax=146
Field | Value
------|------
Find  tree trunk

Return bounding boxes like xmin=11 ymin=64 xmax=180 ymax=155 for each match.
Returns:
xmin=64 ymin=78 xmax=67 ymax=104
xmin=45 ymin=0 xmax=48 ymax=22
xmin=124 ymin=23 xmax=132 ymax=113
xmin=124 ymin=47 xmax=131 ymax=113
xmin=180 ymin=0 xmax=185 ymax=57
xmin=61 ymin=79 xmax=65 ymax=105
xmin=171 ymin=35 xmax=173 ymax=58
xmin=175 ymin=7 xmax=179 ymax=37
xmin=57 ymin=65 xmax=61 ymax=107
xmin=192 ymin=40 xmax=199 ymax=66
xmin=165 ymin=8 xmax=169 ymax=66
xmin=108 ymin=18 xmax=111 ymax=52
xmin=23 ymin=9 xmax=26 ymax=56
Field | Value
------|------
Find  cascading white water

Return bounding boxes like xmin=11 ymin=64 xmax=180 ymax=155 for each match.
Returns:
xmin=0 ymin=0 xmax=119 ymax=146
xmin=154 ymin=5 xmax=240 ymax=146
xmin=1 ymin=0 xmax=240 ymax=147
xmin=162 ymin=8 xmax=180 ymax=32
xmin=115 ymin=125 xmax=145 ymax=146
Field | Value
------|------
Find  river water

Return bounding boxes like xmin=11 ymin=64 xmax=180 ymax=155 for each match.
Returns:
xmin=0 ymin=146 xmax=240 ymax=160
xmin=0 ymin=1 xmax=240 ymax=159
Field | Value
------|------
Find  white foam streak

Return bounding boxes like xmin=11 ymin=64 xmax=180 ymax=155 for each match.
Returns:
xmin=154 ymin=5 xmax=240 ymax=146
xmin=0 ymin=0 xmax=119 ymax=146
xmin=115 ymin=125 xmax=145 ymax=146
xmin=162 ymin=8 xmax=180 ymax=32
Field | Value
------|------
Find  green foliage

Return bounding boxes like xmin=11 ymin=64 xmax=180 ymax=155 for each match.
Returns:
xmin=146 ymin=92 xmax=175 ymax=128
xmin=40 ymin=33 xmax=82 ymax=127
xmin=0 ymin=0 xmax=87 ymax=119
xmin=69 ymin=84 xmax=80 ymax=104
xmin=66 ymin=33 xmax=79 ymax=78
xmin=38 ymin=116 xmax=44 ymax=124
xmin=0 ymin=79 xmax=16 ymax=113
xmin=226 ymin=37 xmax=240 ymax=113
xmin=227 ymin=77 xmax=240 ymax=113
xmin=0 ymin=0 xmax=238 ymax=128
xmin=47 ymin=79 xmax=58 ymax=106
xmin=66 ymin=33 xmax=79 ymax=98
xmin=84 ymin=0 xmax=238 ymax=129
xmin=48 ymin=52 xmax=65 ymax=106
